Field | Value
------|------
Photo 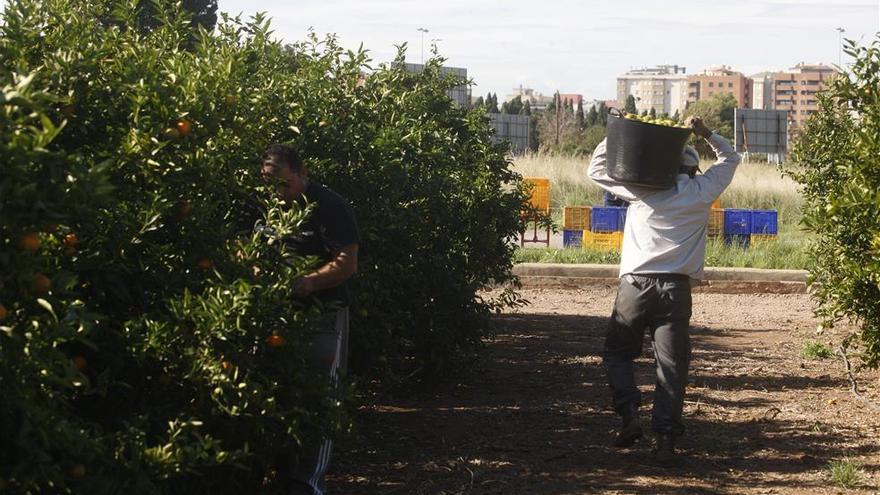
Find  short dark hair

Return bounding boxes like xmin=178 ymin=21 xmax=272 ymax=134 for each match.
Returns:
xmin=262 ymin=144 xmax=303 ymax=172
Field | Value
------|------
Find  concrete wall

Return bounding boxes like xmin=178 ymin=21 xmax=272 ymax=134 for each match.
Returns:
xmin=489 ymin=113 xmax=531 ymax=154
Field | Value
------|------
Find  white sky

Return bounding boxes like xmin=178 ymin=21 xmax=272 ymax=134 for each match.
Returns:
xmin=218 ymin=0 xmax=878 ymax=101
xmin=3 ymin=0 xmax=878 ymax=100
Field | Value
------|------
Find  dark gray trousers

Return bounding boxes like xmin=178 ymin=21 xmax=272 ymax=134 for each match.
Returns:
xmin=603 ymin=274 xmax=692 ymax=436
xmin=284 ymin=307 xmax=349 ymax=495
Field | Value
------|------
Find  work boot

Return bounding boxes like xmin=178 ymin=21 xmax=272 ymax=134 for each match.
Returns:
xmin=653 ymin=433 xmax=680 ymax=467
xmin=613 ymin=403 xmax=643 ymax=448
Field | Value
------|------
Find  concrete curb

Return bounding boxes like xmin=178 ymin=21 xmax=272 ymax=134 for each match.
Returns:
xmin=512 ymin=263 xmax=810 ymax=294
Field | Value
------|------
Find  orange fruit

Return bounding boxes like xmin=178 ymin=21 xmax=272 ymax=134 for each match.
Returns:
xmin=31 ymin=274 xmax=51 ymax=294
xmin=72 ymin=356 xmax=88 ymax=371
xmin=176 ymin=119 xmax=191 ymax=137
xmin=19 ymin=232 xmax=41 ymax=251
xmin=221 ymin=360 xmax=232 ymax=371
xmin=197 ymin=258 xmax=213 ymax=270
xmin=68 ymin=464 xmax=86 ymax=478
xmin=177 ymin=201 xmax=193 ymax=218
xmin=265 ymin=334 xmax=285 ymax=348
xmin=0 ymin=303 xmax=8 ymax=321
xmin=63 ymin=233 xmax=79 ymax=248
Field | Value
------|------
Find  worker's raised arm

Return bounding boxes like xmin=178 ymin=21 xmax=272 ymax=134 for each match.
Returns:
xmin=587 ymin=139 xmax=645 ymax=203
xmin=690 ymin=124 xmax=741 ymax=204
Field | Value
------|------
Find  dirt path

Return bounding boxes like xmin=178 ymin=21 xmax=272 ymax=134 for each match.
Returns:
xmin=329 ymin=287 xmax=880 ymax=494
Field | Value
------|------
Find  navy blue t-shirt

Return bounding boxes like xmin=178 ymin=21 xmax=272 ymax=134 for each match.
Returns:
xmin=285 ymin=182 xmax=359 ymax=308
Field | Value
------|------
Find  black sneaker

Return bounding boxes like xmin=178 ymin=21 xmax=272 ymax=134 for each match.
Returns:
xmin=613 ymin=403 xmax=643 ymax=448
xmin=653 ymin=433 xmax=680 ymax=467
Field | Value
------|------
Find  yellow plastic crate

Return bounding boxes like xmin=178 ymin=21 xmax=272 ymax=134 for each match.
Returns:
xmin=708 ymin=208 xmax=724 ymax=237
xmin=751 ymin=234 xmax=778 ymax=246
xmin=563 ymin=206 xmax=591 ymax=231
xmin=711 ymin=198 xmax=721 ymax=210
xmin=524 ymin=177 xmax=550 ymax=213
xmin=583 ymin=231 xmax=624 ymax=251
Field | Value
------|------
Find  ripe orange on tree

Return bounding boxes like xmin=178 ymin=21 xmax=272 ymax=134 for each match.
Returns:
xmin=63 ymin=233 xmax=79 ymax=248
xmin=177 ymin=200 xmax=193 ymax=218
xmin=265 ymin=334 xmax=285 ymax=348
xmin=72 ymin=356 xmax=88 ymax=371
xmin=0 ymin=303 xmax=8 ymax=321
xmin=197 ymin=258 xmax=213 ymax=270
xmin=19 ymin=232 xmax=41 ymax=251
xmin=176 ymin=119 xmax=191 ymax=137
xmin=31 ymin=274 xmax=51 ymax=294
xmin=68 ymin=464 xmax=86 ymax=479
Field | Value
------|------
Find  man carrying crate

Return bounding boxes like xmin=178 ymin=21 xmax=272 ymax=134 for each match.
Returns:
xmin=587 ymin=117 xmax=740 ymax=467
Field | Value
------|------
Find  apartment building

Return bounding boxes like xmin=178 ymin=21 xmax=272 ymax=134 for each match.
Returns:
xmin=686 ymin=66 xmax=752 ymax=108
xmin=771 ymin=63 xmax=837 ymax=129
xmin=616 ymin=65 xmax=688 ymax=116
xmin=750 ymin=72 xmax=774 ymax=110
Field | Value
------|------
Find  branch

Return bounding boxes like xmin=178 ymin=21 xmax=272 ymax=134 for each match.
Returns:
xmin=836 ymin=345 xmax=880 ymax=412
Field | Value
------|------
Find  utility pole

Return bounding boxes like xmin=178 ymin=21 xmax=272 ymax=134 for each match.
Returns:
xmin=417 ymin=27 xmax=429 ymax=64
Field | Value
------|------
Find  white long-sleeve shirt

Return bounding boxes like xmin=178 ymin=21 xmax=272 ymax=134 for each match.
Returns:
xmin=587 ymin=133 xmax=741 ymax=279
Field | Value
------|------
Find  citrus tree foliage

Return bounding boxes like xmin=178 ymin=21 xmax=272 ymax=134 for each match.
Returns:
xmin=790 ymin=38 xmax=880 ymax=367
xmin=0 ymin=0 xmax=526 ymax=492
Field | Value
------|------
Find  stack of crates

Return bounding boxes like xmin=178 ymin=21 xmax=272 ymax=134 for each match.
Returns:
xmin=523 ymin=177 xmax=550 ymax=214
xmin=721 ymin=209 xmax=779 ymax=247
xmin=708 ymin=198 xmax=723 ymax=237
xmin=722 ymin=209 xmax=752 ymax=247
xmin=750 ymin=210 xmax=778 ymax=245
xmin=562 ymin=206 xmax=591 ymax=248
xmin=585 ymin=206 xmax=627 ymax=251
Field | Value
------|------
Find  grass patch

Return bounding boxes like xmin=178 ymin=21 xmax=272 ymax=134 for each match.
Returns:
xmin=802 ymin=341 xmax=834 ymax=360
xmin=515 ymin=235 xmax=811 ymax=270
xmin=827 ymin=459 xmax=863 ymax=489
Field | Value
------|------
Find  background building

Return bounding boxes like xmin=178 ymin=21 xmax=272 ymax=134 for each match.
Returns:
xmin=617 ymin=65 xmax=687 ymax=116
xmin=686 ymin=66 xmax=752 ymax=108
xmin=770 ymin=63 xmax=837 ymax=130
xmin=750 ymin=72 xmax=774 ymax=110
xmin=505 ymin=85 xmax=554 ymax=111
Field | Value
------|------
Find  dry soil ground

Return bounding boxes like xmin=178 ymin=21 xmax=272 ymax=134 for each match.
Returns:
xmin=329 ymin=287 xmax=880 ymax=494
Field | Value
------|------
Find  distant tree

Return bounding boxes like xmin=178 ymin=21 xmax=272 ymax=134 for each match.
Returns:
xmin=597 ymin=101 xmax=608 ymax=126
xmin=575 ymin=100 xmax=585 ymax=129
xmin=586 ymin=104 xmax=598 ymax=127
xmin=682 ymin=93 xmax=737 ymax=154
xmin=135 ymin=0 xmax=218 ymax=33
xmin=500 ymin=101 xmax=509 ymax=114
xmin=521 ymin=100 xmax=531 ymax=116
xmin=487 ymin=92 xmax=499 ymax=113
xmin=473 ymin=96 xmax=485 ymax=108
xmin=649 ymin=107 xmax=657 ymax=118
xmin=672 ymin=109 xmax=680 ymax=122
xmin=640 ymin=109 xmax=648 ymax=116
xmin=529 ymin=114 xmax=539 ymax=151
xmin=539 ymin=92 xmax=577 ymax=148
xmin=506 ymin=96 xmax=524 ymax=115
xmin=624 ymin=95 xmax=637 ymax=114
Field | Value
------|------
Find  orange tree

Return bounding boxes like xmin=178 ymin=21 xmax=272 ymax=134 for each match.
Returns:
xmin=790 ymin=38 xmax=880 ymax=367
xmin=0 ymin=0 xmax=526 ymax=492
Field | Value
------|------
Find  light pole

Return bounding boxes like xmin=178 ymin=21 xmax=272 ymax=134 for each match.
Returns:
xmin=836 ymin=27 xmax=845 ymax=68
xmin=417 ymin=27 xmax=429 ymax=64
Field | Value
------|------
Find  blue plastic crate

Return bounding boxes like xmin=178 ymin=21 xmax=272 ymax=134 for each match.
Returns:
xmin=723 ymin=209 xmax=752 ymax=236
xmin=591 ymin=206 xmax=627 ymax=232
xmin=563 ymin=229 xmax=583 ymax=248
xmin=751 ymin=210 xmax=778 ymax=235
xmin=723 ymin=234 xmax=751 ymax=248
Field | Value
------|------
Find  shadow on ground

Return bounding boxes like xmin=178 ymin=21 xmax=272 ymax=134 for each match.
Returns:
xmin=329 ymin=312 xmax=877 ymax=494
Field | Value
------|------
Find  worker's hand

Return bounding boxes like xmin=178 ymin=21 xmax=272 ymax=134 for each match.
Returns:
xmin=293 ymin=277 xmax=315 ymax=297
xmin=685 ymin=116 xmax=712 ymax=139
